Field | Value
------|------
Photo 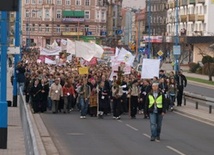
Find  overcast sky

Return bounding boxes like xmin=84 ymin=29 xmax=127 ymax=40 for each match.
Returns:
xmin=122 ymin=0 xmax=146 ymax=9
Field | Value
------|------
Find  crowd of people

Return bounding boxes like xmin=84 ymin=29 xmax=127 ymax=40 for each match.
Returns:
xmin=14 ymin=51 xmax=187 ymax=141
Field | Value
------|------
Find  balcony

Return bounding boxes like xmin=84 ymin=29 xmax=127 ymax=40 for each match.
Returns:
xmin=189 ymin=0 xmax=196 ymax=5
xmin=180 ymin=0 xmax=188 ymax=6
xmin=188 ymin=14 xmax=196 ymax=21
xmin=196 ymin=14 xmax=205 ymax=22
xmin=180 ymin=15 xmax=187 ymax=22
xmin=197 ymin=0 xmax=205 ymax=3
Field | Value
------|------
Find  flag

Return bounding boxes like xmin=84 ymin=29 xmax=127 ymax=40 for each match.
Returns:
xmin=75 ymin=41 xmax=96 ymax=61
xmin=116 ymin=48 xmax=135 ymax=66
xmin=94 ymin=43 xmax=104 ymax=58
xmin=141 ymin=59 xmax=160 ymax=79
xmin=67 ymin=39 xmax=75 ymax=55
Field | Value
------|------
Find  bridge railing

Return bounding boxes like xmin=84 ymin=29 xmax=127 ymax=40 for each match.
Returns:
xmin=183 ymin=91 xmax=214 ymax=114
xmin=19 ymin=88 xmax=39 ymax=155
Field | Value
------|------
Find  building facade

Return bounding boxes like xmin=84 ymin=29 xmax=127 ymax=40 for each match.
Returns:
xmin=105 ymin=0 xmax=123 ymax=47
xmin=22 ymin=0 xmax=108 ymax=47
xmin=145 ymin=0 xmax=167 ymax=58
xmin=167 ymin=0 xmax=214 ymax=63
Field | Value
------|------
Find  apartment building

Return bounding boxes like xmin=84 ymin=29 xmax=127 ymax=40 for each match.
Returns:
xmin=145 ymin=0 xmax=167 ymax=57
xmin=22 ymin=0 xmax=108 ymax=47
xmin=167 ymin=0 xmax=214 ymax=63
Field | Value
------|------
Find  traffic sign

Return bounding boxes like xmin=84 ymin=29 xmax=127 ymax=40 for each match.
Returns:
xmin=157 ymin=50 xmax=163 ymax=56
xmin=173 ymin=45 xmax=181 ymax=55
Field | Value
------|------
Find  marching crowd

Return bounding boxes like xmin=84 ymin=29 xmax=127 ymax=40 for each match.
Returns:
xmin=14 ymin=51 xmax=187 ymax=141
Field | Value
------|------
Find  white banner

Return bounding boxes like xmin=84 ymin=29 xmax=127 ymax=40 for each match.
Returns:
xmin=45 ymin=58 xmax=56 ymax=65
xmin=67 ymin=39 xmax=76 ymax=55
xmin=40 ymin=46 xmax=61 ymax=56
xmin=141 ymin=59 xmax=160 ymax=79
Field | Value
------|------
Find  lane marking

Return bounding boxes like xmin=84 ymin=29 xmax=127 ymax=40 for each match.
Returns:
xmin=117 ymin=120 xmax=123 ymax=123
xmin=166 ymin=146 xmax=186 ymax=155
xmin=126 ymin=124 xmax=138 ymax=131
xmin=143 ymin=133 xmax=150 ymax=138
xmin=67 ymin=133 xmax=84 ymax=136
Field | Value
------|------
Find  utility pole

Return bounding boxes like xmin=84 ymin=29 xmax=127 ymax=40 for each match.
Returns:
xmin=173 ymin=0 xmax=180 ymax=73
xmin=148 ymin=0 xmax=151 ymax=58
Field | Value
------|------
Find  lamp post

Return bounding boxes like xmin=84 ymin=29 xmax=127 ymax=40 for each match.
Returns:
xmin=173 ymin=0 xmax=180 ymax=73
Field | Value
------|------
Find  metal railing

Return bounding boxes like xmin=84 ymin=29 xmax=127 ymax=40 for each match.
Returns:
xmin=19 ymin=88 xmax=39 ymax=155
xmin=183 ymin=91 xmax=214 ymax=114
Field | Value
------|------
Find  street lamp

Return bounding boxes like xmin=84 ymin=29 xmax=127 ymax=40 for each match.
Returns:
xmin=147 ymin=0 xmax=151 ymax=58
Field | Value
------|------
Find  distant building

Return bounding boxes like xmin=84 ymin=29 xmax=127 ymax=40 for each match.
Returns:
xmin=22 ymin=0 xmax=108 ymax=47
xmin=167 ymin=0 xmax=214 ymax=63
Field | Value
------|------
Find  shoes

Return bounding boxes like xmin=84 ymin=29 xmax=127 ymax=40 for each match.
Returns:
xmin=116 ymin=116 xmax=121 ymax=120
xmin=113 ymin=116 xmax=117 ymax=119
xmin=156 ymin=137 xmax=160 ymax=140
xmin=150 ymin=137 xmax=155 ymax=141
xmin=80 ymin=116 xmax=84 ymax=119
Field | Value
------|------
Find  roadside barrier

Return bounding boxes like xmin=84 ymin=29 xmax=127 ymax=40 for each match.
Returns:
xmin=184 ymin=91 xmax=214 ymax=114
xmin=19 ymin=88 xmax=39 ymax=155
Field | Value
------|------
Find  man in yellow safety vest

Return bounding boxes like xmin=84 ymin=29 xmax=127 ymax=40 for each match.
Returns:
xmin=145 ymin=82 xmax=166 ymax=141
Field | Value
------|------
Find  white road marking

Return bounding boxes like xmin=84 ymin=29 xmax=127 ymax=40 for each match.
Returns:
xmin=143 ymin=133 xmax=150 ymax=138
xmin=117 ymin=120 xmax=123 ymax=123
xmin=67 ymin=133 xmax=84 ymax=136
xmin=166 ymin=146 xmax=186 ymax=155
xmin=125 ymin=124 xmax=138 ymax=131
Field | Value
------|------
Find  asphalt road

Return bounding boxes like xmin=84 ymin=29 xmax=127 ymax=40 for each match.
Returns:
xmin=185 ymin=83 xmax=214 ymax=98
xmin=41 ymin=110 xmax=214 ymax=155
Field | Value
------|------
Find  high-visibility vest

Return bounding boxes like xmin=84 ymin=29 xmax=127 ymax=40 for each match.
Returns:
xmin=148 ymin=95 xmax=163 ymax=108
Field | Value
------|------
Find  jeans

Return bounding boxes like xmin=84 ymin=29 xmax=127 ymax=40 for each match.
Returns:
xmin=169 ymin=94 xmax=175 ymax=108
xmin=149 ymin=113 xmax=163 ymax=138
xmin=80 ymin=97 xmax=89 ymax=116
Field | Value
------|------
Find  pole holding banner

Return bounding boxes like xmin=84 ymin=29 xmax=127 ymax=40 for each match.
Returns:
xmin=0 ymin=11 xmax=8 ymax=149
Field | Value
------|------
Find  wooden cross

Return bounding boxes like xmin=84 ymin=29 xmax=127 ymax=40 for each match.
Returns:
xmin=114 ymin=65 xmax=124 ymax=85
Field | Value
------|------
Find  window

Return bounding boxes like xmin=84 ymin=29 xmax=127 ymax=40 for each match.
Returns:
xmin=46 ymin=0 xmax=52 ymax=4
xmin=32 ymin=0 xmax=36 ymax=4
xmin=76 ymin=0 xmax=81 ymax=5
xmin=85 ymin=25 xmax=89 ymax=32
xmin=26 ymin=9 xmax=30 ymax=18
xmin=45 ymin=9 xmax=50 ymax=18
xmin=85 ymin=0 xmax=90 ymax=6
xmin=26 ymin=0 xmax=30 ymax=4
xmin=101 ymin=11 xmax=105 ymax=20
xmin=97 ymin=0 xmax=103 ymax=6
xmin=26 ymin=24 xmax=30 ymax=31
xmin=38 ymin=24 xmax=42 ymax=31
xmin=32 ymin=24 xmax=35 ymax=31
xmin=56 ymin=10 xmax=61 ymax=19
xmin=65 ymin=25 xmax=70 ymax=32
xmin=37 ymin=10 xmax=42 ymax=18
xmin=38 ymin=0 xmax=43 ymax=4
xmin=84 ymin=10 xmax=90 ymax=19
xmin=65 ymin=0 xmax=71 ymax=5
xmin=56 ymin=0 xmax=62 ymax=5
xmin=45 ymin=25 xmax=49 ymax=32
xmin=32 ymin=10 xmax=37 ymax=18
xmin=96 ymin=10 xmax=100 ymax=20
xmin=56 ymin=25 xmax=60 ymax=32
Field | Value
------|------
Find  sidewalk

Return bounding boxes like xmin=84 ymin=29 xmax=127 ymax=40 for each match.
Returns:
xmin=0 ymin=75 xmax=26 ymax=154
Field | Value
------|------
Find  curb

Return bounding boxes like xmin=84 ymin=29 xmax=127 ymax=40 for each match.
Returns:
xmin=174 ymin=108 xmax=214 ymax=126
xmin=186 ymin=80 xmax=214 ymax=89
xmin=28 ymin=105 xmax=60 ymax=155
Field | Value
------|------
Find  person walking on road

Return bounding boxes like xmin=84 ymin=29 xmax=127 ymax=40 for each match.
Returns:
xmin=175 ymin=70 xmax=187 ymax=106
xmin=145 ymin=83 xmax=166 ymax=141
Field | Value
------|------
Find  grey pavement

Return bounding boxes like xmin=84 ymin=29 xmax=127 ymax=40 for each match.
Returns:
xmin=1 ymin=63 xmax=213 ymax=155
